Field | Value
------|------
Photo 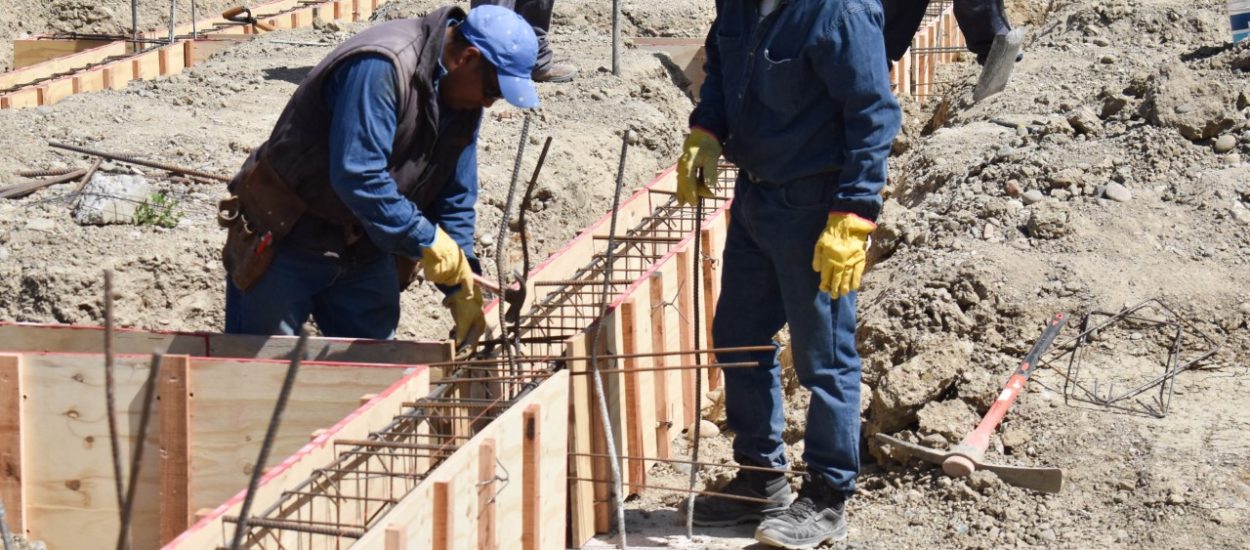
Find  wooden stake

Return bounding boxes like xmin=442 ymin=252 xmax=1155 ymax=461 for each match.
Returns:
xmin=384 ymin=525 xmax=406 ymax=550
xmin=0 ymin=355 xmax=24 ymax=534
xmin=433 ymin=480 xmax=453 ymax=550
xmin=522 ymin=404 xmax=542 ymax=550
xmin=620 ymin=300 xmax=646 ymax=492
xmin=158 ymin=355 xmax=192 ymax=545
xmin=649 ymin=271 xmax=672 ymax=459
xmin=478 ymin=439 xmax=497 ymax=550
xmin=675 ymin=248 xmax=697 ymax=428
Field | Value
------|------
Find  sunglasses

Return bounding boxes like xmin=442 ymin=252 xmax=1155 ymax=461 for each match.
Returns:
xmin=480 ymin=60 xmax=503 ymax=101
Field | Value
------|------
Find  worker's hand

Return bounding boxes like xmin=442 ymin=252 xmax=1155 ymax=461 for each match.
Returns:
xmin=420 ymin=228 xmax=472 ymax=288
xmin=443 ymin=284 xmax=486 ymax=352
xmin=675 ymin=128 xmax=721 ymax=206
xmin=812 ymin=213 xmax=876 ymax=299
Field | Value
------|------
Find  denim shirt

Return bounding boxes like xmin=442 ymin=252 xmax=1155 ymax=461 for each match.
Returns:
xmin=690 ymin=0 xmax=901 ymax=221
xmin=323 ymin=54 xmax=481 ymax=275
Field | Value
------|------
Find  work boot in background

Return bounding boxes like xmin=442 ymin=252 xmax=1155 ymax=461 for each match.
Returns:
xmin=681 ymin=464 xmax=792 ymax=527
xmin=533 ymin=59 xmax=578 ymax=82
xmin=754 ymin=475 xmax=848 ymax=549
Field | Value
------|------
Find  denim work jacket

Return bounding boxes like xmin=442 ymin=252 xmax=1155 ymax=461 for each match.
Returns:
xmin=690 ymin=0 xmax=901 ymax=222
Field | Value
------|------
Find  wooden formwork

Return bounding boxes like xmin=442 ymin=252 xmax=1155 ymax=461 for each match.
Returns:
xmin=891 ymin=2 xmax=968 ymax=99
xmin=0 ymin=0 xmax=382 ymax=109
xmin=0 ymin=352 xmax=427 ymax=550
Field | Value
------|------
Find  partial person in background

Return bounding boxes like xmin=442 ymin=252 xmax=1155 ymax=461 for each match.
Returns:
xmin=473 ymin=0 xmax=579 ymax=82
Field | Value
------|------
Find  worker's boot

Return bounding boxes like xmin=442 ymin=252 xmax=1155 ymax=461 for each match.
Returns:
xmin=753 ymin=476 xmax=848 ymax=549
xmin=681 ymin=467 xmax=792 ymax=527
xmin=533 ymin=60 xmax=578 ymax=83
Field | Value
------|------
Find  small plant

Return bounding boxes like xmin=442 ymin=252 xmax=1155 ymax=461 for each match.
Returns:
xmin=134 ymin=192 xmax=181 ymax=228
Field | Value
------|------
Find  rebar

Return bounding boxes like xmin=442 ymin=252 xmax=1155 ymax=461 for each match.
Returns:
xmin=17 ymin=168 xmax=76 ymax=178
xmin=230 ymin=330 xmax=309 ymax=550
xmin=591 ymin=130 xmax=631 ymax=547
xmin=168 ymin=0 xmax=177 ymax=44
xmin=103 ymin=271 xmax=126 ymax=518
xmin=224 ymin=516 xmax=365 ymax=538
xmin=570 ymin=453 xmax=806 ymax=476
xmin=569 ymin=478 xmax=781 ymax=505
xmin=611 ymin=0 xmax=621 ymax=76
xmin=684 ymin=197 xmax=705 ymax=538
xmin=514 ymin=136 xmax=553 ymax=340
xmin=496 ymin=113 xmax=530 ymax=374
xmin=116 ymin=352 xmax=163 ymax=550
xmin=48 ymin=141 xmax=230 ymax=182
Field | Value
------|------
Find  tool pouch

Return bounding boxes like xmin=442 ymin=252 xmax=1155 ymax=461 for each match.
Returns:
xmin=219 ymin=154 xmax=307 ymax=292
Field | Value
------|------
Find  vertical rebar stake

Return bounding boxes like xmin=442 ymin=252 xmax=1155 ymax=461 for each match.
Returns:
xmin=116 ymin=352 xmax=164 ymax=550
xmin=229 ymin=330 xmax=309 ymax=550
xmin=513 ymin=136 xmax=554 ymax=340
xmin=131 ymin=0 xmax=139 ymax=49
xmin=586 ymin=130 xmax=632 ymax=547
xmin=684 ymin=195 xmax=705 ymax=538
xmin=611 ymin=0 xmax=621 ymax=76
xmin=498 ymin=114 xmax=531 ymax=378
xmin=168 ymin=0 xmax=177 ymax=44
xmin=104 ymin=270 xmax=126 ymax=515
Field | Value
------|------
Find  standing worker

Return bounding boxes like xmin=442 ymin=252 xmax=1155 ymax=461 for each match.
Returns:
xmin=676 ymin=0 xmax=900 ymax=548
xmin=473 ymin=0 xmax=578 ymax=82
xmin=220 ymin=5 xmax=540 ymax=349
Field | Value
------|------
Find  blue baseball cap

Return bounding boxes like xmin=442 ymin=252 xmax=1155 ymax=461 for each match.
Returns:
xmin=459 ymin=5 xmax=540 ymax=109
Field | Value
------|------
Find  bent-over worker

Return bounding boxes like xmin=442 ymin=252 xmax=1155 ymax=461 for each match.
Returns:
xmin=219 ymin=5 xmax=539 ymax=348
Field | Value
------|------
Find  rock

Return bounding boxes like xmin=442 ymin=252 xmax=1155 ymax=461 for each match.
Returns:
xmin=1101 ymin=94 xmax=1130 ymax=118
xmin=869 ymin=340 xmax=975 ymax=432
xmin=1000 ymin=428 xmax=1032 ymax=449
xmin=1004 ymin=180 xmax=1021 ymax=197
xmin=1048 ymin=168 xmax=1081 ymax=189
xmin=1100 ymin=55 xmax=1116 ymax=64
xmin=1143 ymin=62 xmax=1237 ymax=141
xmin=25 ymin=218 xmax=56 ymax=232
xmin=916 ymin=399 xmax=978 ymax=442
xmin=1092 ymin=37 xmax=1111 ymax=47
xmin=1214 ymin=134 xmax=1238 ymax=154
xmin=1232 ymin=203 xmax=1250 ymax=225
xmin=1026 ymin=202 xmax=1071 ymax=239
xmin=1104 ymin=181 xmax=1132 ymax=203
xmin=967 ymin=470 xmax=1001 ymax=493
xmin=1022 ymin=189 xmax=1045 ymax=205
xmin=1051 ymin=189 xmax=1072 ymax=201
xmin=72 ymin=174 xmax=154 ymax=225
xmin=0 ymin=246 xmax=7 ymax=261
xmin=685 ymin=419 xmax=720 ymax=439
xmin=1067 ymin=108 xmax=1103 ymax=136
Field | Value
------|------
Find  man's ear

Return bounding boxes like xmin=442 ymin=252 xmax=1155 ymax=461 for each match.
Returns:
xmin=449 ymin=46 xmax=482 ymax=73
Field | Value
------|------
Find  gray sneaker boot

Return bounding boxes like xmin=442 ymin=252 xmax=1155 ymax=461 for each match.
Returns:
xmin=754 ymin=477 xmax=848 ymax=549
xmin=533 ymin=60 xmax=578 ymax=83
xmin=682 ymin=468 xmax=792 ymax=527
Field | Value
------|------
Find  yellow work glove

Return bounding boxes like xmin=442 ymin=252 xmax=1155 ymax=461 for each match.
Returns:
xmin=443 ymin=284 xmax=486 ymax=352
xmin=420 ymin=227 xmax=472 ymax=287
xmin=675 ymin=127 xmax=721 ymax=206
xmin=811 ymin=213 xmax=876 ymax=299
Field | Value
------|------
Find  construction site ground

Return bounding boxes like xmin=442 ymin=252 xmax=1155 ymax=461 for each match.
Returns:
xmin=2 ymin=0 xmax=1249 ymax=549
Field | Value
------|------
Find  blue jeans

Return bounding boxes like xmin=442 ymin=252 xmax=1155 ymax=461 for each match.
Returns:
xmin=225 ymin=246 xmax=400 ymax=339
xmin=712 ymin=172 xmax=862 ymax=493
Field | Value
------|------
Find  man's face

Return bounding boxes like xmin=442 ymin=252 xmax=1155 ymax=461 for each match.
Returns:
xmin=441 ymin=46 xmax=503 ymax=111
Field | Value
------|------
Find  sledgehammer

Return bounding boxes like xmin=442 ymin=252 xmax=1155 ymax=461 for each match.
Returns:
xmin=473 ymin=271 xmax=526 ymax=324
xmin=875 ymin=312 xmax=1068 ymax=493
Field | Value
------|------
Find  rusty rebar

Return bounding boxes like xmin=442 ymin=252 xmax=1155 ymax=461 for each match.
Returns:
xmin=48 ymin=141 xmax=230 ymax=182
xmin=116 ymin=352 xmax=162 ymax=550
xmin=570 ymin=453 xmax=807 ymax=476
xmin=17 ymin=168 xmax=76 ymax=178
xmin=427 ymin=344 xmax=774 ymax=368
xmin=685 ymin=196 xmax=706 ymax=538
xmin=569 ymin=477 xmax=782 ymax=505
xmin=224 ymin=516 xmax=365 ymax=539
xmin=103 ymin=271 xmax=126 ymax=518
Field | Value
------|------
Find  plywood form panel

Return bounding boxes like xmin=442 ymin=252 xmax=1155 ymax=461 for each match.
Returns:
xmin=165 ymin=368 xmax=430 ymax=549
xmin=349 ymin=370 xmax=568 ymax=550
xmin=0 ymin=355 xmax=25 ymax=533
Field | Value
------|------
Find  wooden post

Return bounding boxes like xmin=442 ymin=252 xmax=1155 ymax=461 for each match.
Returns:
xmin=649 ymin=271 xmax=672 ymax=459
xmin=700 ymin=227 xmax=720 ymax=390
xmin=433 ymin=480 xmax=453 ymax=550
xmin=158 ymin=355 xmax=192 ymax=545
xmin=183 ymin=40 xmax=195 ymax=69
xmin=973 ymin=29 xmax=1026 ymax=103
xmin=353 ymin=0 xmax=361 ymax=21
xmin=158 ymin=46 xmax=172 ymax=76
xmin=34 ymin=86 xmax=48 ymax=106
xmin=384 ymin=525 xmax=406 ymax=550
xmin=522 ymin=404 xmax=542 ymax=550
xmin=0 ymin=95 xmax=9 ymax=110
xmin=0 ymin=355 xmax=24 ymax=534
xmin=926 ymin=25 xmax=937 ymax=97
xmin=675 ymin=248 xmax=697 ymax=428
xmin=477 ymin=439 xmax=497 ymax=550
xmin=619 ymin=300 xmax=646 ymax=492
xmin=565 ymin=336 xmax=597 ymax=546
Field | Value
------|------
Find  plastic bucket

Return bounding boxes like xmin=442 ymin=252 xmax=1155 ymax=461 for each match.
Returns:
xmin=1231 ymin=0 xmax=1250 ymax=42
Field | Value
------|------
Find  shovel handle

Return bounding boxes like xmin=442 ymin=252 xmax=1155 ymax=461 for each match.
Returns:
xmin=222 ymin=6 xmax=247 ymax=19
xmin=946 ymin=312 xmax=1068 ymax=475
xmin=472 ymin=273 xmax=502 ymax=294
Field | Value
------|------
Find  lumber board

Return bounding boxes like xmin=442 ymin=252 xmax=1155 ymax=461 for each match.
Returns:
xmin=40 ymin=78 xmax=74 ymax=105
xmin=183 ymin=358 xmax=408 ymax=516
xmin=350 ymin=370 xmax=568 ymax=550
xmin=8 ymin=39 xmax=124 ymax=76
xmin=522 ymin=404 xmax=542 ymax=550
xmin=164 ymin=367 xmax=430 ymax=549
xmin=133 ymin=48 xmax=162 ymax=81
xmin=159 ymin=356 xmax=192 ymax=545
xmin=0 ymin=355 xmax=23 ymax=534
xmin=565 ymin=334 xmax=597 ymax=547
xmin=20 ymin=353 xmax=163 ymax=550
xmin=477 ymin=438 xmax=497 ymax=550
xmin=73 ymin=69 xmax=106 ymax=94
xmin=648 ymin=262 xmax=680 ymax=459
xmin=0 ymin=322 xmax=452 ymax=365
xmin=619 ymin=292 xmax=657 ymax=492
